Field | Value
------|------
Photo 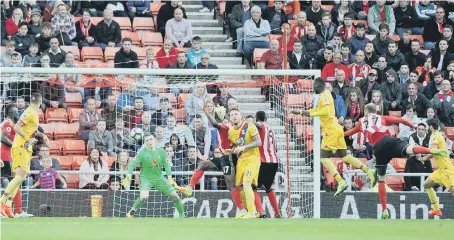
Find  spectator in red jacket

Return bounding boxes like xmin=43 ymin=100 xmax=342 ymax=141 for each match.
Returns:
xmin=5 ymin=8 xmax=25 ymax=37
xmin=322 ymin=52 xmax=350 ymax=82
xmin=156 ymin=39 xmax=179 ymax=68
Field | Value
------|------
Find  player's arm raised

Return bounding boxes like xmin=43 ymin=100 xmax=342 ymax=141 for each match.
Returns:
xmin=382 ymin=116 xmax=415 ymax=128
xmin=344 ymin=123 xmax=362 ymax=137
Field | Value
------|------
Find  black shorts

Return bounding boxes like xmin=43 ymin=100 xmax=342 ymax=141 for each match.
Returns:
xmin=257 ymin=163 xmax=279 ymax=191
xmin=373 ymin=135 xmax=409 ymax=166
xmin=1 ymin=161 xmax=12 ymax=179
xmin=212 ymin=155 xmax=234 ymax=175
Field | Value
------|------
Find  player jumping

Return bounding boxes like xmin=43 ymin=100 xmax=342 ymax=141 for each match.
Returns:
xmin=291 ymin=77 xmax=375 ymax=197
xmin=123 ymin=133 xmax=185 ymax=218
xmin=1 ymin=93 xmax=48 ymax=218
xmin=227 ymin=108 xmax=262 ymax=219
xmin=344 ymin=103 xmax=448 ymax=219
xmin=422 ymin=119 xmax=454 ymax=217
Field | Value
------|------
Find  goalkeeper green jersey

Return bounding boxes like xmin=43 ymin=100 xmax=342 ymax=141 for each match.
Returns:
xmin=128 ymin=146 xmax=171 ymax=179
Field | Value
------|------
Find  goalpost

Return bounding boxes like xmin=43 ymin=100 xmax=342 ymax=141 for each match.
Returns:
xmin=0 ymin=67 xmax=320 ymax=218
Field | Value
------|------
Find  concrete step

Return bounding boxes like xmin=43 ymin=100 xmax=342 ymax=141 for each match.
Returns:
xmin=242 ymin=109 xmax=276 ymax=118
xmin=189 ymin=20 xmax=219 ymax=27
xmin=203 ymin=41 xmax=233 ymax=50
xmin=187 ymin=12 xmax=215 ymax=20
xmin=289 ymin=181 xmax=314 ymax=191
xmin=290 ymin=166 xmax=312 ymax=174
xmin=183 ymin=4 xmax=204 ymax=11
xmin=278 ymin=150 xmax=301 ymax=158
xmin=182 ymin=0 xmax=203 ymax=6
xmin=217 ymin=64 xmax=247 ymax=69
xmin=206 ymin=49 xmax=238 ymax=57
xmin=229 ymin=88 xmax=261 ymax=95
xmin=238 ymin=102 xmax=270 ymax=111
xmin=197 ymin=35 xmax=229 ymax=42
xmin=210 ymin=57 xmax=242 ymax=65
xmin=234 ymin=94 xmax=266 ymax=103
xmin=289 ymin=174 xmax=313 ymax=181
xmin=193 ymin=27 xmax=223 ymax=35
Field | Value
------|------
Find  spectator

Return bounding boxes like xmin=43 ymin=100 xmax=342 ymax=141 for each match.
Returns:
xmin=96 ymin=8 xmax=122 ymax=50
xmin=191 ymin=114 xmax=211 ymax=161
xmin=257 ymin=39 xmax=283 ymax=69
xmin=364 ymin=42 xmax=378 ymax=67
xmin=79 ymin=98 xmax=102 ymax=141
xmin=431 ymin=39 xmax=453 ymax=71
xmin=38 ymin=76 xmax=67 ymax=113
xmin=127 ymin=1 xmax=152 ymax=20
xmin=79 ymin=149 xmax=110 ymax=189
xmin=367 ymin=0 xmax=396 ymax=34
xmin=417 ymin=56 xmax=437 ymax=86
xmin=349 ymin=50 xmax=371 ymax=86
xmin=5 ymin=8 xmax=24 ymax=37
xmin=343 ymin=117 xmax=354 ymax=147
xmin=326 ymin=83 xmax=347 ymax=123
xmin=398 ymin=104 xmax=422 ymax=139
xmin=141 ymin=48 xmax=159 ymax=69
xmin=185 ymin=82 xmax=210 ymax=125
xmin=422 ymin=107 xmax=444 ymax=130
xmin=347 ymin=23 xmax=368 ymax=59
xmin=1 ymin=40 xmax=21 ymax=66
xmin=331 ymin=1 xmax=356 ymax=28
xmin=151 ymin=97 xmax=172 ymax=127
xmin=397 ymin=29 xmax=412 ymax=55
xmin=404 ymin=154 xmax=432 ymax=191
xmin=74 ymin=9 xmax=100 ymax=48
xmin=43 ymin=37 xmax=66 ymax=67
xmin=186 ymin=36 xmax=207 ymax=66
xmin=124 ymin=97 xmax=146 ymax=129
xmin=243 ymin=6 xmax=271 ymax=63
xmin=402 ymin=70 xmax=425 ymax=98
xmin=212 ymin=85 xmax=234 ymax=110
xmin=164 ymin=115 xmax=196 ymax=147
xmin=1 ymin=1 xmax=13 ymax=31
xmin=58 ymin=52 xmax=84 ymax=99
xmin=156 ymin=39 xmax=179 ymax=68
xmin=287 ymin=39 xmax=310 ymax=70
xmin=102 ymin=94 xmax=119 ymax=131
xmin=262 ymin=0 xmax=287 ymax=34
xmin=14 ymin=97 xmax=26 ymax=117
xmin=28 ymin=9 xmax=42 ymax=38
xmin=409 ymin=123 xmax=430 ymax=147
xmin=170 ymin=50 xmax=193 ymax=69
xmin=380 ymin=69 xmax=402 ymax=111
xmin=114 ymin=38 xmax=138 ymax=69
xmin=77 ymin=1 xmax=106 ymax=17
xmin=386 ymin=40 xmax=406 ymax=71
xmin=165 ymin=8 xmax=192 ymax=48
xmin=401 ymin=82 xmax=432 ymax=118
xmin=423 ymin=6 xmax=453 ymax=50
xmin=278 ymin=23 xmax=295 ymax=53
xmin=316 ymin=12 xmax=336 ymax=42
xmin=11 ymin=22 xmax=35 ymax=56
xmin=110 ymin=118 xmax=134 ymax=154
xmin=305 ymin=0 xmax=324 ymax=24
xmin=106 ymin=1 xmax=129 ymax=17
xmin=317 ymin=46 xmax=334 ymax=69
xmin=22 ymin=42 xmax=40 ymax=67
xmin=36 ymin=22 xmax=52 ymax=53
xmin=373 ymin=56 xmax=390 ymax=84
xmin=116 ymin=84 xmax=140 ymax=110
xmin=404 ymin=39 xmax=426 ymax=71
xmin=322 ymin=52 xmax=349 ymax=82
xmin=226 ymin=0 xmax=253 ymax=56
xmin=269 ymin=0 xmax=300 ymax=20
xmin=333 ymin=69 xmax=350 ymax=101
xmin=340 ymin=43 xmax=353 ymax=66
xmin=194 ymin=53 xmax=218 ymax=70
xmin=30 ymin=145 xmax=63 ymax=171
xmin=154 ymin=126 xmax=166 ymax=148
xmin=446 ymin=60 xmax=454 ymax=82
xmin=137 ymin=111 xmax=154 ymax=134
xmin=142 ymin=87 xmax=162 ymax=112
xmin=88 ymin=119 xmax=116 ymax=157
xmin=157 ymin=1 xmax=187 ymax=38
xmin=423 ymin=70 xmax=443 ymax=100
xmin=369 ymin=90 xmax=389 ymax=115
xmin=441 ymin=24 xmax=454 ymax=52
xmin=345 ymin=87 xmax=365 ymax=123
xmin=397 ymin=63 xmax=410 ymax=85
xmin=301 ymin=25 xmax=325 ymax=63
xmin=29 ymin=157 xmax=67 ymax=190
xmin=51 ymin=3 xmax=77 ymax=46
xmin=17 ymin=0 xmax=39 ymax=20
xmin=84 ymin=74 xmax=111 ymax=106
xmin=290 ymin=11 xmax=313 ymax=39
xmin=395 ymin=0 xmax=422 ymax=37
xmin=372 ymin=23 xmax=393 ymax=56
xmin=433 ymin=80 xmax=454 ymax=126
xmin=415 ymin=0 xmax=436 ymax=25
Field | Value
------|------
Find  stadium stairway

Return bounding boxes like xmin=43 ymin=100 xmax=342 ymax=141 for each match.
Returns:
xmin=182 ymin=1 xmax=246 ymax=69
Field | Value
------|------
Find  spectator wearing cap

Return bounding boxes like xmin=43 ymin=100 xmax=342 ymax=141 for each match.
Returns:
xmin=288 ymin=39 xmax=310 ymax=70
xmin=79 ymin=98 xmax=102 ymax=141
xmin=262 ymin=0 xmax=288 ymax=34
xmin=423 ymin=70 xmax=444 ymax=100
xmin=74 ymin=9 xmax=101 ymax=48
xmin=157 ymin=2 xmax=187 ymax=38
xmin=43 ymin=37 xmax=66 ymax=67
xmin=316 ymin=12 xmax=336 ymax=42
xmin=28 ymin=9 xmax=42 ymax=37
xmin=243 ymin=6 xmax=271 ymax=64
xmin=51 ymin=3 xmax=77 ymax=46
xmin=346 ymin=23 xmax=368 ymax=59
xmin=156 ymin=39 xmax=179 ymax=68
xmin=96 ymin=8 xmax=122 ymax=50
xmin=385 ymin=40 xmax=406 ymax=71
xmin=321 ymin=52 xmax=350 ymax=83
xmin=432 ymin=80 xmax=454 ymax=126
xmin=400 ymin=82 xmax=432 ymax=118
xmin=331 ymin=1 xmax=356 ymax=28
xmin=127 ymin=1 xmax=152 ymax=21
xmin=114 ymin=38 xmax=138 ymax=69
xmin=423 ymin=6 xmax=454 ymax=50
xmin=394 ymin=0 xmax=422 ymax=37
xmin=11 ymin=22 xmax=35 ymax=56
xmin=379 ymin=69 xmax=402 ymax=111
xmin=372 ymin=23 xmax=392 ymax=56
xmin=305 ymin=0 xmax=324 ymax=24
xmin=431 ymin=39 xmax=454 ymax=71
xmin=165 ymin=8 xmax=193 ymax=48
xmin=404 ymin=39 xmax=426 ymax=71
xmin=367 ymin=0 xmax=396 ymax=34
xmin=226 ymin=0 xmax=253 ymax=54
xmin=257 ymin=39 xmax=283 ymax=69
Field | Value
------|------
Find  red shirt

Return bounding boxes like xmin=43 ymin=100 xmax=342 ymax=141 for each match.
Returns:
xmin=258 ymin=122 xmax=279 ymax=163
xmin=379 ymin=9 xmax=386 ymax=22
xmin=321 ymin=62 xmax=350 ymax=82
xmin=344 ymin=114 xmax=413 ymax=146
xmin=0 ymin=119 xmax=15 ymax=161
xmin=217 ymin=123 xmax=231 ymax=151
xmin=5 ymin=18 xmax=19 ymax=36
xmin=259 ymin=50 xmax=283 ymax=69
xmin=156 ymin=47 xmax=179 ymax=68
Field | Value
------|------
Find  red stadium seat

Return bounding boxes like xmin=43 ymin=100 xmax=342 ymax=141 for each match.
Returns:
xmin=48 ymin=140 xmax=61 ymax=155
xmin=53 ymin=155 xmax=73 ymax=170
xmin=295 ymin=79 xmax=313 ymax=92
xmin=253 ymin=48 xmax=269 ymax=65
xmin=60 ymin=45 xmax=80 ymax=61
xmin=284 ymin=94 xmax=305 ymax=108
xmin=65 ymin=92 xmax=83 ymax=108
xmin=131 ymin=46 xmax=147 ymax=60
xmin=114 ymin=17 xmax=132 ymax=31
xmin=288 ymin=20 xmax=297 ymax=27
xmin=303 ymin=95 xmax=313 ymax=109
xmin=121 ymin=31 xmax=140 ymax=46
xmin=71 ymin=155 xmax=88 ymax=170
xmin=68 ymin=108 xmax=85 ymax=123
xmin=151 ymin=2 xmax=166 ymax=29
xmin=391 ymin=158 xmax=407 ymax=173
xmin=54 ymin=122 xmax=79 ymax=139
xmin=133 ymin=17 xmax=155 ymax=32
xmin=177 ymin=93 xmax=190 ymax=109
xmin=391 ymin=35 xmax=401 ymax=41
xmin=104 ymin=47 xmax=121 ymax=62
xmin=102 ymin=156 xmax=117 ymax=167
xmin=45 ymin=108 xmax=68 ymax=123
xmin=81 ymin=47 xmax=104 ymax=61
xmin=38 ymin=109 xmax=45 ymax=122
xmin=62 ymin=139 xmax=86 ymax=155
xmin=62 ymin=174 xmax=80 ymax=189
xmin=445 ymin=127 xmax=454 ymax=139
xmin=268 ymin=34 xmax=282 ymax=41
xmin=141 ymin=32 xmax=164 ymax=47
xmin=410 ymin=35 xmax=424 ymax=44
xmin=171 ymin=108 xmax=187 ymax=123
xmin=386 ymin=176 xmax=405 ymax=191
xmin=40 ymin=123 xmax=56 ymax=139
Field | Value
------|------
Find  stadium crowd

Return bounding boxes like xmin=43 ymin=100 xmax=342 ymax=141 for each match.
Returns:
xmin=1 ymin=0 xmax=454 ymax=193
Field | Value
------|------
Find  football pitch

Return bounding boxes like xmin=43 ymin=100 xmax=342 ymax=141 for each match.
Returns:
xmin=1 ymin=218 xmax=452 ymax=240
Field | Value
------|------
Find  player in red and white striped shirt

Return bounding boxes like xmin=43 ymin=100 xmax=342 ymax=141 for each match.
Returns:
xmin=246 ymin=111 xmax=281 ymax=218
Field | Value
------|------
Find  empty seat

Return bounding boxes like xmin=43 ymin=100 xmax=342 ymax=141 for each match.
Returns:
xmin=54 ymin=122 xmax=79 ymax=139
xmin=284 ymin=94 xmax=305 ymax=108
xmin=60 ymin=46 xmax=80 ymax=61
xmin=391 ymin=158 xmax=407 ymax=173
xmin=62 ymin=174 xmax=80 ymax=189
xmin=62 ymin=139 xmax=86 ymax=155
xmin=81 ymin=47 xmax=103 ymax=61
xmin=391 ymin=35 xmax=400 ymax=41
xmin=40 ymin=123 xmax=56 ymax=139
xmin=48 ymin=140 xmax=61 ymax=155
xmin=68 ymin=108 xmax=85 ymax=122
xmin=71 ymin=155 xmax=88 ymax=170
xmin=445 ymin=127 xmax=454 ymax=139
xmin=121 ymin=31 xmax=140 ymax=45
xmin=321 ymin=5 xmax=334 ymax=11
xmin=104 ymin=47 xmax=121 ymax=61
xmin=388 ymin=111 xmax=401 ymax=117
xmin=133 ymin=17 xmax=155 ymax=32
xmin=141 ymin=31 xmax=163 ymax=47
xmin=131 ymin=46 xmax=147 ymax=60
xmin=253 ymin=48 xmax=269 ymax=65
xmin=54 ymin=155 xmax=73 ymax=170
xmin=114 ymin=17 xmax=132 ymax=31
xmin=45 ymin=108 xmax=68 ymax=123
xmin=151 ymin=2 xmax=166 ymax=29
xmin=102 ymin=156 xmax=117 ymax=167
xmin=410 ymin=35 xmax=424 ymax=44
xmin=65 ymin=92 xmax=83 ymax=108
xmin=386 ymin=176 xmax=405 ymax=191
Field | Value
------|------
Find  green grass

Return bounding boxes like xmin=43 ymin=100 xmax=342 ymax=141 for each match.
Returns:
xmin=1 ymin=218 xmax=452 ymax=240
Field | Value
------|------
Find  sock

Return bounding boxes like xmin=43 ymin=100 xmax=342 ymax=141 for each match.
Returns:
xmin=240 ymin=190 xmax=247 ymax=209
xmin=174 ymin=199 xmax=185 ymax=217
xmin=321 ymin=158 xmax=344 ymax=182
xmin=254 ymin=191 xmax=264 ymax=213
xmin=425 ymin=188 xmax=440 ymax=211
xmin=132 ymin=198 xmax=144 ymax=211
xmin=267 ymin=191 xmax=280 ymax=217
xmin=243 ymin=186 xmax=255 ymax=213
xmin=230 ymin=188 xmax=244 ymax=210
xmin=13 ymin=188 xmax=22 ymax=214
xmin=189 ymin=170 xmax=204 ymax=189
xmin=342 ymin=155 xmax=369 ymax=172
xmin=378 ymin=182 xmax=387 ymax=211
xmin=413 ymin=146 xmax=431 ymax=154
xmin=1 ymin=176 xmax=24 ymax=204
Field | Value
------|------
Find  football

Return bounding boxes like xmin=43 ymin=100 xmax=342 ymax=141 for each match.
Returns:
xmin=130 ymin=128 xmax=144 ymax=142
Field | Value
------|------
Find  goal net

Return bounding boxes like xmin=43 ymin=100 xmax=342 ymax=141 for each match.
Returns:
xmin=0 ymin=67 xmax=320 ymax=218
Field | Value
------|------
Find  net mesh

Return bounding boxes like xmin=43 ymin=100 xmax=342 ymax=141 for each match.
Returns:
xmin=0 ymin=68 xmax=317 ymax=218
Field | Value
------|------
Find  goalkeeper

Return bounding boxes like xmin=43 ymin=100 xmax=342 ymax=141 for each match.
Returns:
xmin=123 ymin=133 xmax=185 ymax=218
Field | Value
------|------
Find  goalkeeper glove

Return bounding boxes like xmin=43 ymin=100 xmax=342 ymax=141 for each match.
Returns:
xmin=122 ymin=175 xmax=132 ymax=188
xmin=168 ymin=176 xmax=178 ymax=188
